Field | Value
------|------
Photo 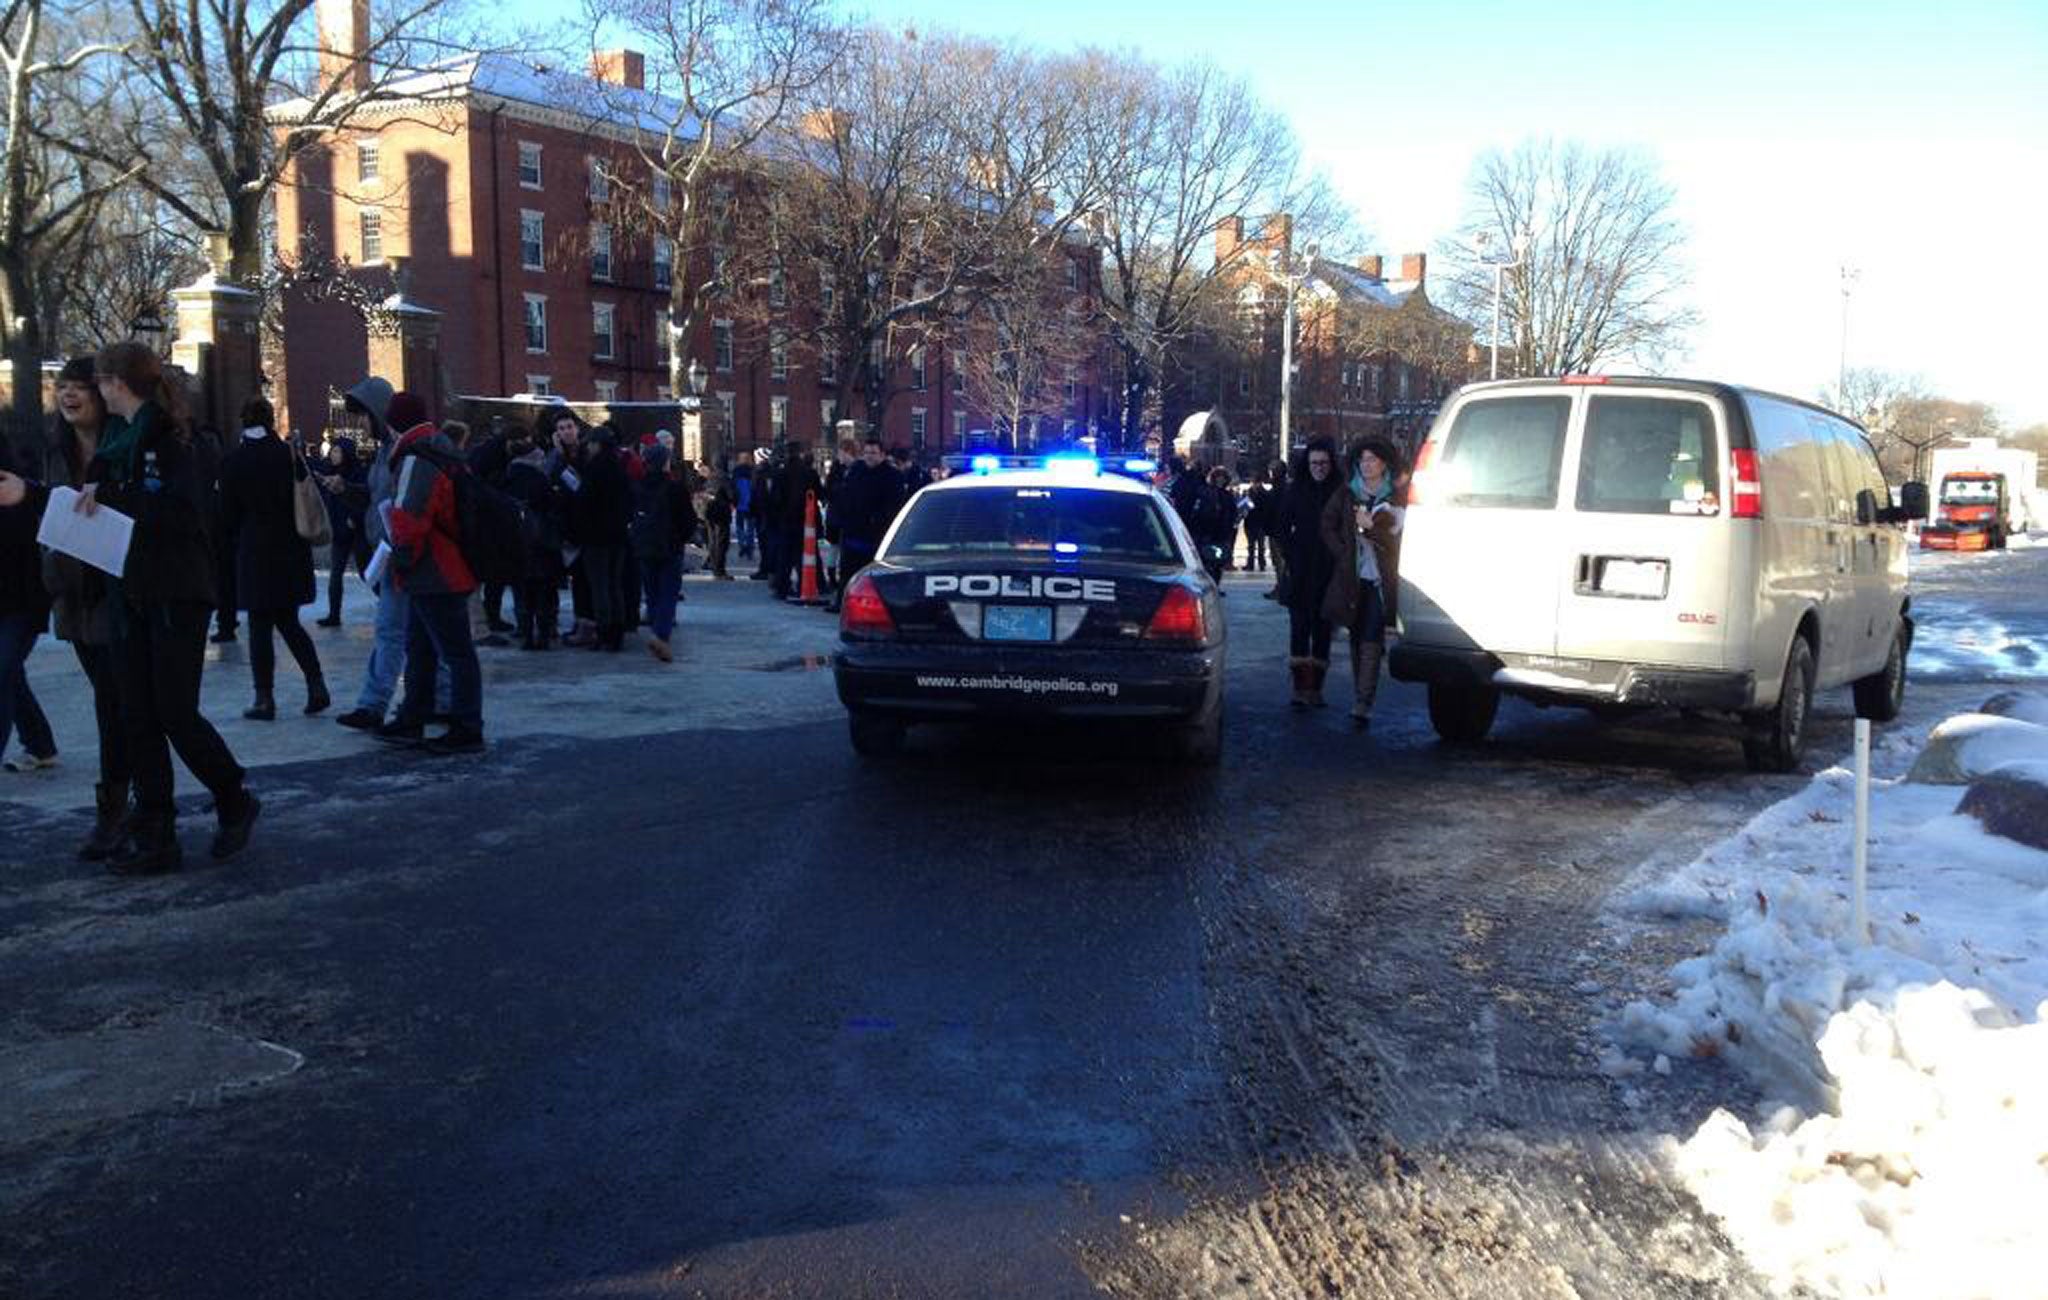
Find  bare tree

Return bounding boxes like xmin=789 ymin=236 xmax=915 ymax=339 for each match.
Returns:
xmin=1817 ymin=365 xmax=1928 ymax=479
xmin=36 ymin=183 xmax=205 ymax=356
xmin=1439 ymin=139 xmax=1697 ymax=377
xmin=0 ymin=0 xmax=128 ymax=431
xmin=581 ymin=0 xmax=841 ymax=436
xmin=952 ymin=267 xmax=1096 ymax=448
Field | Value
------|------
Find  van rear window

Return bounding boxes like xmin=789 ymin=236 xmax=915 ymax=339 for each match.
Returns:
xmin=1437 ymin=396 xmax=1570 ymax=509
xmin=1576 ymin=396 xmax=1721 ymax=516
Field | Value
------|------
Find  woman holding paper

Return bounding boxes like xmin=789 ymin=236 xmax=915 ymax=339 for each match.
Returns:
xmin=1320 ymin=437 xmax=1407 ymax=730
xmin=221 ymin=396 xmax=328 ymax=721
xmin=78 ymin=342 xmax=257 ymax=872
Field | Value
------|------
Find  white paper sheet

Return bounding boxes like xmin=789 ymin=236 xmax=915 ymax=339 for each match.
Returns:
xmin=363 ymin=540 xmax=393 ymax=589
xmin=34 ymin=487 xmax=134 ymax=578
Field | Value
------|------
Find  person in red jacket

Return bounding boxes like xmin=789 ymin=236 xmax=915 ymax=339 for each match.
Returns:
xmin=373 ymin=392 xmax=485 ymax=755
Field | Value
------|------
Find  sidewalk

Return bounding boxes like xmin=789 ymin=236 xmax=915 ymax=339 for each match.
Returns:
xmin=2 ymin=569 xmax=846 ymax=818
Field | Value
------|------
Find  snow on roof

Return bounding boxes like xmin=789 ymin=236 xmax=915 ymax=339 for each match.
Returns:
xmin=1312 ymin=259 xmax=1414 ymax=308
xmin=271 ymin=52 xmax=700 ymax=141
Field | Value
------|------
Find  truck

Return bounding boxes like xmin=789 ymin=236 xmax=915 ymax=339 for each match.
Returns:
xmin=1921 ymin=438 xmax=2040 ymax=550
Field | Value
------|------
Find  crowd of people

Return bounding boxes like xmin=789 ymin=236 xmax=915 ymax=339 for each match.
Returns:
xmin=1 ymin=354 xmax=1404 ymax=874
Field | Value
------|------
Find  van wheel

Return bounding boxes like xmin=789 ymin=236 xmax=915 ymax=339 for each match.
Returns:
xmin=1852 ymin=624 xmax=1909 ymax=722
xmin=1743 ymin=637 xmax=1814 ymax=773
xmin=1427 ymin=683 xmax=1499 ymax=744
xmin=848 ymin=711 xmax=906 ymax=758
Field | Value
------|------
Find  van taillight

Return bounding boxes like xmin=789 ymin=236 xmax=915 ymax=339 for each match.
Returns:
xmin=1145 ymin=584 xmax=1206 ymax=642
xmin=1731 ymin=449 xmax=1763 ymax=519
xmin=840 ymin=572 xmax=895 ymax=638
xmin=1408 ymin=439 xmax=1440 ymax=505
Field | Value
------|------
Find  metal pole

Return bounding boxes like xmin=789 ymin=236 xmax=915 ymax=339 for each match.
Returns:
xmin=1852 ymin=718 xmax=1871 ymax=944
xmin=1490 ymin=262 xmax=1503 ymax=381
xmin=1278 ymin=272 xmax=1295 ymax=463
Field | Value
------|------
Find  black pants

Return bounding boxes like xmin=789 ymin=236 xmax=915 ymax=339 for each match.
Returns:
xmin=1288 ymin=600 xmax=1332 ymax=661
xmin=115 ymin=600 xmax=245 ymax=822
xmin=514 ymin=575 xmax=559 ymax=644
xmin=583 ymin=545 xmax=630 ymax=634
xmin=73 ymin=641 xmax=129 ymax=788
xmin=248 ymin=608 xmax=323 ymax=694
xmin=482 ymin=581 xmax=507 ymax=625
xmin=214 ymin=538 xmax=237 ymax=633
xmin=1246 ymin=531 xmax=1268 ymax=571
xmin=395 ymin=592 xmax=483 ymax=730
xmin=325 ymin=540 xmax=349 ymax=620
xmin=707 ymin=522 xmax=731 ymax=577
xmin=569 ymin=556 xmax=592 ymax=622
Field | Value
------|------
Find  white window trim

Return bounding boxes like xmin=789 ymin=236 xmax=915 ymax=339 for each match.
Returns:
xmin=770 ymin=333 xmax=789 ymax=381
xmin=587 ymin=155 xmax=609 ymax=201
xmin=357 ymin=207 xmax=384 ymax=265
xmin=519 ymin=209 xmax=544 ymax=272
xmin=357 ymin=140 xmax=380 ymax=185
xmin=591 ymin=222 xmax=613 ymax=281
xmin=910 ymin=407 xmax=927 ymax=436
xmin=526 ymin=374 xmax=552 ymax=396
xmin=592 ymin=302 xmax=617 ymax=360
xmin=523 ymin=292 xmax=548 ymax=355
xmin=770 ymin=395 xmax=789 ymax=439
xmin=595 ymin=380 xmax=619 ymax=403
xmin=713 ymin=318 xmax=734 ymax=373
xmin=518 ymin=141 xmax=543 ymax=190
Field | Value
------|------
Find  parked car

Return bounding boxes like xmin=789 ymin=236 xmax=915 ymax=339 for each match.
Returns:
xmin=1390 ymin=376 xmax=1928 ymax=771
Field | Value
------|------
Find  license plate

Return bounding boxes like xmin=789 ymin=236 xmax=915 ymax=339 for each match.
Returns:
xmin=1598 ymin=558 xmax=1668 ymax=598
xmin=984 ymin=605 xmax=1052 ymax=641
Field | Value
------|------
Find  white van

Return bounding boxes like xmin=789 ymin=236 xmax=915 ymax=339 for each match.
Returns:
xmin=1389 ymin=377 xmax=1928 ymax=771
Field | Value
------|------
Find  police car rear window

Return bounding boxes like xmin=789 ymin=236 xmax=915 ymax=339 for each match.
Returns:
xmin=887 ymin=487 xmax=1179 ymax=563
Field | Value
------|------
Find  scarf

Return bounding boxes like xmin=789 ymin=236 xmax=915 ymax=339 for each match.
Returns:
xmin=1350 ymin=466 xmax=1393 ymax=509
xmin=95 ymin=402 xmax=156 ymax=482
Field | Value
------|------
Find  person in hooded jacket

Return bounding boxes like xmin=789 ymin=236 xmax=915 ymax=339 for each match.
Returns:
xmin=0 ymin=342 xmax=259 ymax=871
xmin=771 ymin=442 xmax=821 ymax=599
xmin=702 ymin=471 xmax=735 ymax=579
xmin=313 ymin=434 xmax=369 ymax=627
xmin=574 ymin=424 xmax=633 ymax=651
xmin=220 ymin=396 xmax=328 ymax=721
xmin=333 ymin=376 xmax=405 ymax=729
xmin=22 ymin=357 xmax=131 ymax=856
xmin=1320 ymin=437 xmax=1406 ymax=728
xmin=1276 ymin=436 xmax=1342 ymax=707
xmin=501 ymin=424 xmax=564 ymax=650
xmin=631 ymin=445 xmax=698 ymax=662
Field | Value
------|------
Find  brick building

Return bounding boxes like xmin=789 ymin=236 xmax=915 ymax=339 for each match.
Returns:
xmin=271 ymin=31 xmax=1109 ymax=462
xmin=1169 ymin=214 xmax=1475 ymax=468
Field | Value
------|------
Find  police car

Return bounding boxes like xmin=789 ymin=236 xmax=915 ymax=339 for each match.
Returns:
xmin=833 ymin=453 xmax=1227 ymax=763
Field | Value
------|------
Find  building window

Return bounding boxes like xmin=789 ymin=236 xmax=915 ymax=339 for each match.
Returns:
xmin=713 ymin=320 xmax=733 ymax=372
xmin=651 ymin=169 xmax=671 ymax=212
xmin=587 ymin=155 xmax=609 ymax=201
xmin=518 ymin=141 xmax=542 ymax=188
xmin=654 ymin=308 xmax=671 ymax=365
xmin=357 ymin=141 xmax=379 ymax=184
xmin=820 ymin=271 xmax=835 ymax=313
xmin=590 ymin=222 xmax=612 ymax=280
xmin=595 ymin=380 xmax=619 ymax=403
xmin=523 ymin=294 xmax=547 ymax=353
xmin=357 ymin=208 xmax=383 ymax=263
xmin=711 ymin=244 xmax=730 ymax=286
xmin=1397 ymin=368 xmax=1410 ymax=400
xmin=952 ymin=411 xmax=966 ymax=442
xmin=909 ymin=345 xmax=926 ymax=390
xmin=771 ymin=396 xmax=788 ymax=443
xmin=770 ymin=332 xmax=789 ymax=381
xmin=526 ymin=374 xmax=551 ymax=396
xmin=656 ymin=385 xmax=672 ymax=400
xmin=1063 ymin=377 xmax=1077 ymax=405
xmin=1237 ymin=370 xmax=1250 ymax=398
xmin=768 ymin=262 xmax=786 ymax=307
xmin=820 ymin=399 xmax=835 ymax=434
xmin=520 ymin=210 xmax=544 ymax=271
xmin=1065 ymin=258 xmax=1079 ymax=290
xmin=819 ymin=348 xmax=836 ymax=385
xmin=653 ymin=236 xmax=672 ymax=290
xmin=1368 ymin=367 xmax=1381 ymax=398
xmin=868 ymin=336 xmax=885 ymax=374
xmin=716 ymin=391 xmax=735 ymax=437
xmin=910 ymin=407 xmax=927 ymax=452
xmin=950 ymin=368 xmax=964 ymax=394
xmin=592 ymin=303 xmax=616 ymax=360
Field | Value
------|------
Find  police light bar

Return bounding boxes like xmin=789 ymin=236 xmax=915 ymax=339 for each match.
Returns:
xmin=941 ymin=452 xmax=1104 ymax=477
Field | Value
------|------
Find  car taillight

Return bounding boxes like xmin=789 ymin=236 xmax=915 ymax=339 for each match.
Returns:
xmin=840 ymin=572 xmax=895 ymax=638
xmin=1731 ymin=449 xmax=1763 ymax=519
xmin=1408 ymin=439 xmax=1440 ymax=505
xmin=1145 ymin=584 xmax=1205 ymax=643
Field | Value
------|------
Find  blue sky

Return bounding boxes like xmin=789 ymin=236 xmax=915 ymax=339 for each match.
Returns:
xmin=548 ymin=0 xmax=2048 ymax=424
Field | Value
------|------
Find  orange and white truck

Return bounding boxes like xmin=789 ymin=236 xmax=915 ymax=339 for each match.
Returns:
xmin=1920 ymin=439 xmax=2039 ymax=551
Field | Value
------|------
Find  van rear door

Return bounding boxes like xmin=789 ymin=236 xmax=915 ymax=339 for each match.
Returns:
xmin=1402 ymin=392 xmax=1573 ymax=657
xmin=1553 ymin=390 xmax=1733 ymax=669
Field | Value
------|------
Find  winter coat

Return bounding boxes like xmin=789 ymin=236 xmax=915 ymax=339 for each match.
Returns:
xmin=833 ymin=461 xmax=904 ymax=548
xmin=86 ymin=401 xmax=219 ymax=610
xmin=1189 ymin=481 xmax=1238 ymax=553
xmin=629 ymin=469 xmax=699 ymax=562
xmin=220 ymin=431 xmax=317 ymax=611
xmin=0 ymin=432 xmax=52 ymax=624
xmin=25 ymin=416 xmax=116 ymax=643
xmin=1245 ymin=483 xmax=1278 ymax=537
xmin=573 ymin=444 xmax=632 ymax=547
xmin=1319 ymin=476 xmax=1404 ymax=628
xmin=388 ymin=424 xmax=477 ymax=595
xmin=502 ymin=457 xmax=565 ymax=580
xmin=703 ymin=482 xmax=734 ymax=529
xmin=1276 ymin=470 xmax=1341 ymax=616
xmin=344 ymin=377 xmax=398 ymax=550
xmin=776 ymin=458 xmax=822 ymax=530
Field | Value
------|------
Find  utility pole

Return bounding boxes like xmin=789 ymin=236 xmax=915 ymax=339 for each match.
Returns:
xmin=1838 ymin=264 xmax=1859 ymax=401
xmin=1276 ymin=241 xmax=1318 ymax=463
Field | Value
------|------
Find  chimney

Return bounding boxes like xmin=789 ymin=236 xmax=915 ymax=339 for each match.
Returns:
xmin=591 ymin=49 xmax=646 ymax=91
xmin=317 ymin=0 xmax=371 ymax=95
xmin=1399 ymin=252 xmax=1427 ymax=285
xmin=800 ymin=108 xmax=851 ymax=142
xmin=1215 ymin=216 xmax=1245 ymax=262
xmin=1257 ymin=212 xmax=1294 ymax=260
xmin=1360 ymin=254 xmax=1383 ymax=279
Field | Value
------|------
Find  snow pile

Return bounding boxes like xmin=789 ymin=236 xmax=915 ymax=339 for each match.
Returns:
xmin=1615 ymin=692 xmax=2048 ymax=1298
xmin=1906 ymin=710 xmax=2048 ymax=783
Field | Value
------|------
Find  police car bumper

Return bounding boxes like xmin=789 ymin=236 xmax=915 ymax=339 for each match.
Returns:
xmin=834 ymin=643 xmax=1222 ymax=720
xmin=1389 ymin=644 xmax=1755 ymax=711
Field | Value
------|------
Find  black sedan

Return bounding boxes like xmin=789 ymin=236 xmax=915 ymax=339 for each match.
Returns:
xmin=832 ymin=461 xmax=1227 ymax=763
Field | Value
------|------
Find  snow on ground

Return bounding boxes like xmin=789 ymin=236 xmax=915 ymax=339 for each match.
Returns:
xmin=1610 ymin=690 xmax=2048 ymax=1299
xmin=1908 ymin=534 xmax=2048 ymax=680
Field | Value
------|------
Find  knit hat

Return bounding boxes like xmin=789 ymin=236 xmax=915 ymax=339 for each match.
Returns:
xmin=385 ymin=391 xmax=429 ymax=432
xmin=58 ymin=356 xmax=95 ymax=385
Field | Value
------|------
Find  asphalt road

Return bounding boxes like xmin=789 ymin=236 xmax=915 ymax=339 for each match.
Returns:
xmin=7 ymin=551 xmax=2040 ymax=1298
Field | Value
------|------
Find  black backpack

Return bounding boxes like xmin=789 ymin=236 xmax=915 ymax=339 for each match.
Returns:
xmin=407 ymin=443 xmax=535 ymax=585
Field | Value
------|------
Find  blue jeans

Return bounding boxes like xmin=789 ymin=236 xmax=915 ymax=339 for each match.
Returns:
xmin=356 ymin=577 xmax=449 ymax=715
xmin=641 ymin=557 xmax=681 ymax=641
xmin=0 ymin=613 xmax=56 ymax=762
xmin=395 ymin=592 xmax=483 ymax=730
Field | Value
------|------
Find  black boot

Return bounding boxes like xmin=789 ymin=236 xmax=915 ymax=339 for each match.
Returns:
xmin=244 ymin=691 xmax=277 ymax=721
xmin=79 ymin=781 xmax=130 ymax=862
xmin=110 ymin=815 xmax=181 ymax=875
xmin=211 ymin=788 xmax=261 ymax=861
xmin=304 ymin=675 xmax=331 ymax=716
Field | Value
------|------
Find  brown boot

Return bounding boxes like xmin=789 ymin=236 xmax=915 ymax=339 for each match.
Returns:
xmin=1307 ymin=658 xmax=1330 ymax=708
xmin=79 ymin=781 xmax=130 ymax=862
xmin=1351 ymin=641 xmax=1384 ymax=727
xmin=1288 ymin=657 xmax=1312 ymax=709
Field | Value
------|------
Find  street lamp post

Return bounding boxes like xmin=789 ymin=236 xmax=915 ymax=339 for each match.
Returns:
xmin=1838 ymin=264 xmax=1859 ymax=401
xmin=1277 ymin=241 xmax=1319 ymax=464
xmin=129 ymin=307 xmax=168 ymax=353
xmin=683 ymin=357 xmax=710 ymax=465
xmin=1476 ymin=229 xmax=1531 ymax=381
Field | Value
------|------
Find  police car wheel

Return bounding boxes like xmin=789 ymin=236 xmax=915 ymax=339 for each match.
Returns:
xmin=1173 ymin=708 xmax=1223 ymax=767
xmin=848 ymin=710 xmax=906 ymax=758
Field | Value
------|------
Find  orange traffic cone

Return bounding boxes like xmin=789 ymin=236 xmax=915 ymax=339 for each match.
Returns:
xmin=797 ymin=489 xmax=825 ymax=605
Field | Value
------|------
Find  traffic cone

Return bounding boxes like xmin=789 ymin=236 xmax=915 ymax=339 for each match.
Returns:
xmin=797 ymin=490 xmax=825 ymax=605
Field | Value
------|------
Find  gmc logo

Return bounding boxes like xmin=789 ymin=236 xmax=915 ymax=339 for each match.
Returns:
xmin=1678 ymin=612 xmax=1719 ymax=625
